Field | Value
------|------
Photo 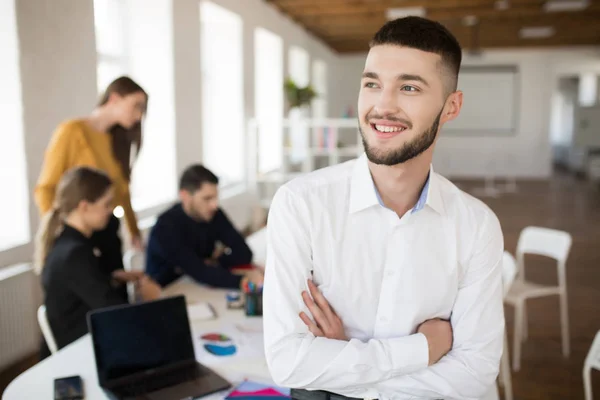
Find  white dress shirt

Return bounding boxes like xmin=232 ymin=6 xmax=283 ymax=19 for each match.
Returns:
xmin=263 ymin=153 xmax=505 ymax=400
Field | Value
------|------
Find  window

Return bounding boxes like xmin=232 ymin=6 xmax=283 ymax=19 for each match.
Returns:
xmin=200 ymin=1 xmax=245 ymax=187
xmin=254 ymin=27 xmax=283 ymax=174
xmin=311 ymin=59 xmax=328 ymax=119
xmin=93 ymin=0 xmax=128 ymax=93
xmin=288 ymin=46 xmax=310 ymax=163
xmin=0 ymin=0 xmax=30 ymax=251
xmin=94 ymin=0 xmax=177 ymax=210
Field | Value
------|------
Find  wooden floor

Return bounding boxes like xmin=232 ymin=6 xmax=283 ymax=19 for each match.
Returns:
xmin=458 ymin=172 xmax=600 ymax=400
xmin=1 ymin=172 xmax=600 ymax=399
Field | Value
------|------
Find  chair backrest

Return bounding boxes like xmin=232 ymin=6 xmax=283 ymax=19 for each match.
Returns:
xmin=123 ymin=249 xmax=145 ymax=272
xmin=502 ymin=251 xmax=518 ymax=298
xmin=123 ymin=249 xmax=146 ymax=303
xmin=37 ymin=305 xmax=58 ymax=354
xmin=517 ymin=226 xmax=572 ymax=263
xmin=246 ymin=227 xmax=267 ymax=266
xmin=584 ymin=330 xmax=600 ymax=370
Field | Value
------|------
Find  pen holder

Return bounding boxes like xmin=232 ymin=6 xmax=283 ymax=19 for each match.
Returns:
xmin=244 ymin=292 xmax=263 ymax=316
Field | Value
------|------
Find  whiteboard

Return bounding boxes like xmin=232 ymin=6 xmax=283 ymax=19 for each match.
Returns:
xmin=445 ymin=66 xmax=518 ymax=135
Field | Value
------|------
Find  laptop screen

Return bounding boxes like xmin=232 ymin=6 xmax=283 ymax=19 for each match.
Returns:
xmin=88 ymin=295 xmax=195 ymax=385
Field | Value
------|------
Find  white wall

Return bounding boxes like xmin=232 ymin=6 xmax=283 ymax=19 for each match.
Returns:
xmin=1 ymin=0 xmax=338 ymax=268
xmin=329 ymin=47 xmax=600 ymax=179
xmin=2 ymin=0 xmax=99 ymax=268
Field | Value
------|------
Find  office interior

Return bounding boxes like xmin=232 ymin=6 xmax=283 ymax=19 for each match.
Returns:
xmin=1 ymin=0 xmax=600 ymax=399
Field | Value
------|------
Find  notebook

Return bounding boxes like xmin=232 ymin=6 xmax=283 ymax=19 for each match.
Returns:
xmin=187 ymin=302 xmax=217 ymax=320
xmin=225 ymin=380 xmax=291 ymax=399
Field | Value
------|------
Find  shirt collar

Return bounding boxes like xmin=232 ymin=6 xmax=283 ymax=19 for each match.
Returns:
xmin=349 ymin=153 xmax=445 ymax=215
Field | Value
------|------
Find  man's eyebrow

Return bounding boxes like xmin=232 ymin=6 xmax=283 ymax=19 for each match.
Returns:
xmin=397 ymin=73 xmax=430 ymax=87
xmin=362 ymin=71 xmax=378 ymax=79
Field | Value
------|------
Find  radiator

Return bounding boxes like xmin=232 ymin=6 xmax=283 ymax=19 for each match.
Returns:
xmin=0 ymin=263 xmax=41 ymax=371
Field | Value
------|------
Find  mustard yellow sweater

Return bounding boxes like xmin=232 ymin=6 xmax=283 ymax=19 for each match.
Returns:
xmin=35 ymin=119 xmax=140 ymax=238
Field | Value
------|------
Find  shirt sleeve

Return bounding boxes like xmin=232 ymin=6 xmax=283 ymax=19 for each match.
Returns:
xmin=60 ymin=245 xmax=127 ymax=310
xmin=34 ymin=123 xmax=80 ymax=215
xmin=151 ymin=220 xmax=243 ymax=289
xmin=373 ymin=208 xmax=505 ymax=400
xmin=214 ymin=209 xmax=253 ymax=268
xmin=263 ymin=186 xmax=429 ymax=391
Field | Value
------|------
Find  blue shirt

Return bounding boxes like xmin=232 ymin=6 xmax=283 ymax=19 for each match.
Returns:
xmin=145 ymin=203 xmax=253 ymax=288
xmin=373 ymin=173 xmax=430 ymax=214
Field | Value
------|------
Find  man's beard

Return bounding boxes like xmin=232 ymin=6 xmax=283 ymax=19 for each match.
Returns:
xmin=360 ymin=108 xmax=443 ymax=166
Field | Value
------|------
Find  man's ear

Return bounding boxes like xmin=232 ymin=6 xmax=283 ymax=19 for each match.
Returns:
xmin=179 ymin=189 xmax=194 ymax=205
xmin=440 ymin=90 xmax=463 ymax=125
xmin=107 ymin=91 xmax=123 ymax=105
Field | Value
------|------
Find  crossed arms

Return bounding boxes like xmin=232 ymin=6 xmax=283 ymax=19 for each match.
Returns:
xmin=262 ymin=187 xmax=505 ymax=400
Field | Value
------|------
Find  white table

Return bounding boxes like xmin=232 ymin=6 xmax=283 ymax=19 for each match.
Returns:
xmin=3 ymin=273 xmax=501 ymax=400
xmin=2 ymin=279 xmax=272 ymax=400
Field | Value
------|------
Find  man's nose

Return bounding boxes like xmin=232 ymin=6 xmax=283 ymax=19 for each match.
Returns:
xmin=374 ymin=87 xmax=400 ymax=116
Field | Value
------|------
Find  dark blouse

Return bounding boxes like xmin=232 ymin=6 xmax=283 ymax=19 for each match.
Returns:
xmin=41 ymin=224 xmax=127 ymax=349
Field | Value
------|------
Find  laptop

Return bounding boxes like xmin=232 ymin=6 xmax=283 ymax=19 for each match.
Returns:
xmin=87 ymin=295 xmax=231 ymax=400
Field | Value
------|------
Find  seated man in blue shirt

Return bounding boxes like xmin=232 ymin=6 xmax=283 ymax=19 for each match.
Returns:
xmin=146 ymin=164 xmax=263 ymax=289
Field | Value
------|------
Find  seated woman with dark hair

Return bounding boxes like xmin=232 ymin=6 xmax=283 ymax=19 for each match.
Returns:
xmin=34 ymin=166 xmax=161 ymax=350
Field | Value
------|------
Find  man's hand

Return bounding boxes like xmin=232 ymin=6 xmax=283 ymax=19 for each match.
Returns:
xmin=240 ymin=268 xmax=264 ymax=290
xmin=299 ymin=279 xmax=347 ymax=341
xmin=417 ymin=318 xmax=453 ymax=365
xmin=136 ymin=276 xmax=162 ymax=301
xmin=112 ymin=269 xmax=145 ymax=283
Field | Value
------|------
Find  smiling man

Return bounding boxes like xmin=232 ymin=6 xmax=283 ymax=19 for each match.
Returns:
xmin=263 ymin=16 xmax=504 ymax=400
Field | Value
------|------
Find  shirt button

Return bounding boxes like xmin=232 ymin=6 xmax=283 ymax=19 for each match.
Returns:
xmin=379 ymin=316 xmax=388 ymax=322
xmin=386 ymin=270 xmax=395 ymax=277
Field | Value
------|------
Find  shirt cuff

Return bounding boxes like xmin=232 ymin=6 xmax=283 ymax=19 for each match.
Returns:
xmin=388 ymin=332 xmax=429 ymax=375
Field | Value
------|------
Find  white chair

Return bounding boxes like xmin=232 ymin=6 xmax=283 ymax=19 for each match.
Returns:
xmin=37 ymin=305 xmax=58 ymax=354
xmin=504 ymin=226 xmax=572 ymax=371
xmin=246 ymin=227 xmax=267 ymax=266
xmin=584 ymin=330 xmax=600 ymax=400
xmin=502 ymin=251 xmax=518 ymax=298
xmin=123 ymin=249 xmax=145 ymax=303
xmin=123 ymin=249 xmax=145 ymax=272
xmin=498 ymin=251 xmax=517 ymax=400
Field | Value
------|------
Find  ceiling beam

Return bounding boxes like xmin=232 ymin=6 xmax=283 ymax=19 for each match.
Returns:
xmin=333 ymin=37 xmax=600 ymax=53
xmin=274 ymin=0 xmax=521 ymax=17
xmin=307 ymin=15 xmax=600 ymax=40
xmin=431 ymin=3 xmax=600 ymax=21
xmin=298 ymin=8 xmax=600 ymax=36
xmin=273 ymin=0 xmax=520 ymax=8
xmin=321 ymin=34 xmax=600 ymax=52
xmin=268 ymin=0 xmax=600 ymax=53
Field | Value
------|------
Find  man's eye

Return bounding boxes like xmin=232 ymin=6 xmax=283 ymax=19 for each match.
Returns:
xmin=401 ymin=85 xmax=418 ymax=92
xmin=364 ymin=82 xmax=379 ymax=89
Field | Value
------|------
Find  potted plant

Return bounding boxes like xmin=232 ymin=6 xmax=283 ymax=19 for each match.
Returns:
xmin=284 ymin=78 xmax=317 ymax=109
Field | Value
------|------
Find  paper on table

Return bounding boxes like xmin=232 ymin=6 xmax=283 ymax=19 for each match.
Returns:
xmin=194 ymin=323 xmax=266 ymax=365
xmin=234 ymin=319 xmax=263 ymax=334
xmin=187 ymin=302 xmax=216 ymax=320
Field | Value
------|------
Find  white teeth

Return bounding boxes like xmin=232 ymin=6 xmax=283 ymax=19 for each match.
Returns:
xmin=374 ymin=124 xmax=405 ymax=133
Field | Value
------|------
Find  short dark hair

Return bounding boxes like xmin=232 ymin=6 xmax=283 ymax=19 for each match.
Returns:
xmin=179 ymin=164 xmax=219 ymax=193
xmin=370 ymin=16 xmax=462 ymax=94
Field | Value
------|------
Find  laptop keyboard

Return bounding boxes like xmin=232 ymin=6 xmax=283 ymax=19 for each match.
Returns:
xmin=115 ymin=365 xmax=207 ymax=397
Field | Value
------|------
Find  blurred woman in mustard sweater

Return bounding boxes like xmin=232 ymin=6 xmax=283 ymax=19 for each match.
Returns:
xmin=35 ymin=76 xmax=148 ymax=258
